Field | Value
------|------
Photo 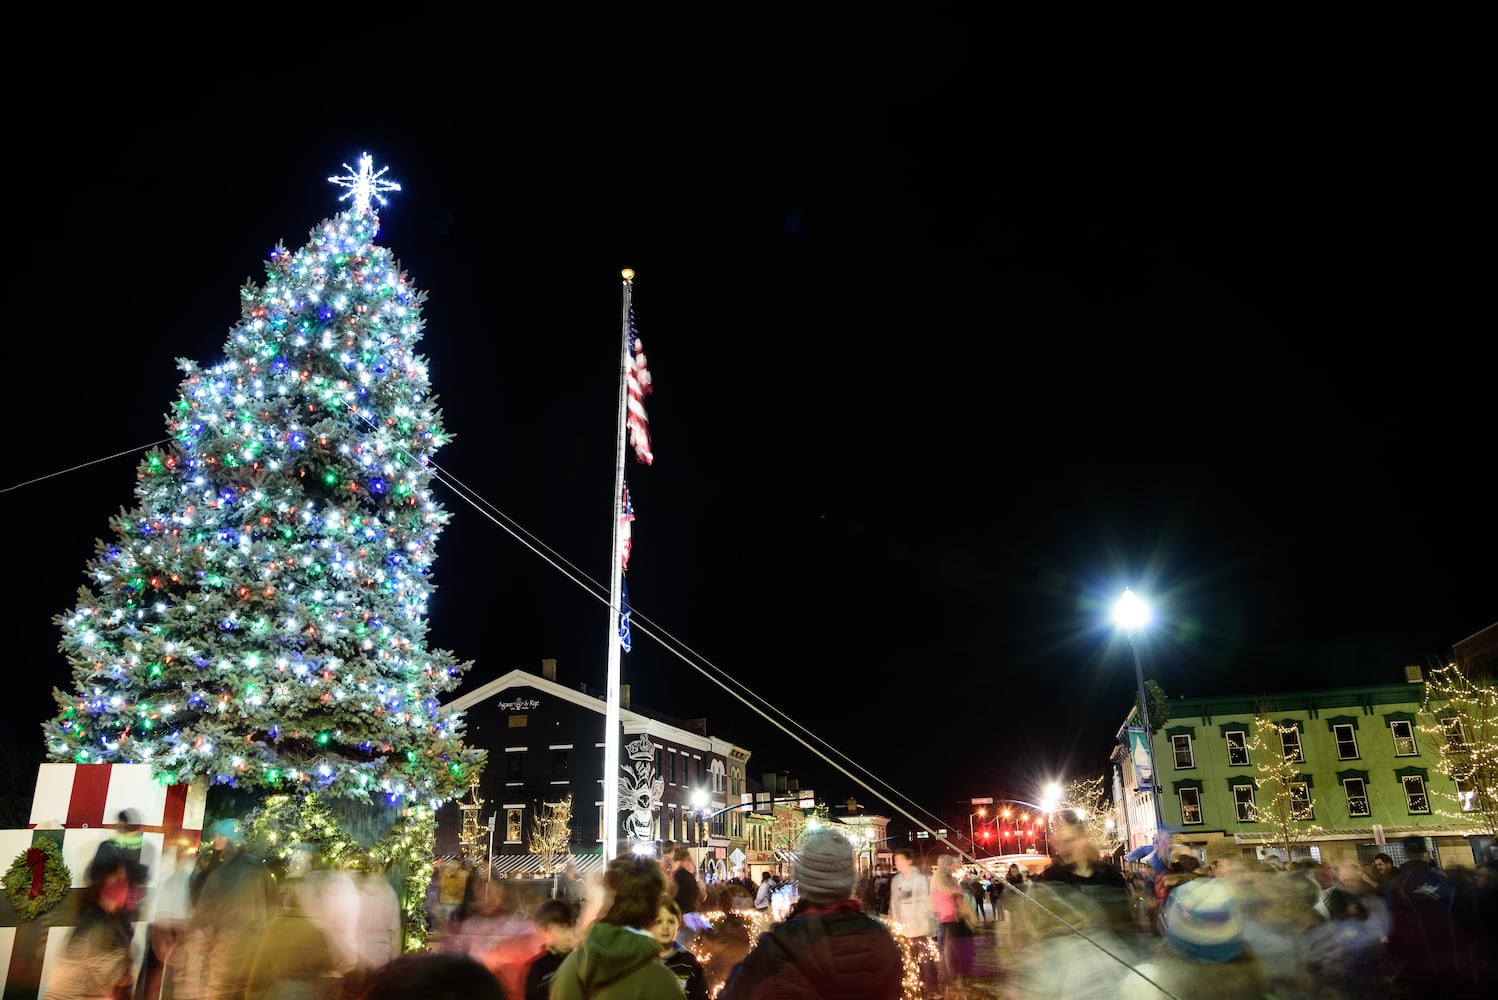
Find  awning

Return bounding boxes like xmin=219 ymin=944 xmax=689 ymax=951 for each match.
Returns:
xmin=1124 ymin=845 xmax=1155 ymax=862
xmin=442 ymin=852 xmax=606 ymax=878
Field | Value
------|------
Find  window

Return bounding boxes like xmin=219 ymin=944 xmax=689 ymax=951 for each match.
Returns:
xmin=551 ymin=750 xmax=569 ymax=779
xmin=1343 ymin=777 xmax=1370 ymax=817
xmin=1391 ymin=720 xmax=1418 ymax=756
xmin=1443 ymin=716 xmax=1470 ymax=750
xmin=668 ymin=752 xmax=677 ymax=785
xmin=1333 ymin=724 xmax=1359 ymax=760
xmin=1226 ymin=730 xmax=1249 ymax=767
xmin=1172 ymin=734 xmax=1195 ymax=769
xmin=1279 ymin=724 xmax=1303 ymax=763
xmin=1179 ymin=787 xmax=1203 ymax=825
xmin=505 ymin=808 xmax=523 ymax=843
xmin=1456 ymin=776 xmax=1478 ymax=812
xmin=711 ymin=759 xmax=726 ymax=793
xmin=1402 ymin=775 xmax=1430 ymax=814
xmin=1290 ymin=781 xmax=1314 ymax=820
xmin=506 ymin=752 xmax=525 ymax=781
xmin=1233 ymin=784 xmax=1258 ymax=822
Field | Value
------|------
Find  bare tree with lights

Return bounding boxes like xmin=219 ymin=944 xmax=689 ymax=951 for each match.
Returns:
xmin=1245 ymin=703 xmax=1323 ymax=858
xmin=1419 ymin=659 xmax=1498 ymax=838
xmin=41 ymin=157 xmax=485 ymax=949
xmin=768 ymin=802 xmax=819 ymax=860
xmin=529 ymin=794 xmax=575 ymax=876
xmin=1063 ymin=775 xmax=1122 ymax=856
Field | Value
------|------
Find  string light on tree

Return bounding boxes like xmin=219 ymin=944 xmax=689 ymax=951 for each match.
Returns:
xmin=43 ymin=157 xmax=483 ymax=948
xmin=328 ymin=153 xmax=402 ymax=215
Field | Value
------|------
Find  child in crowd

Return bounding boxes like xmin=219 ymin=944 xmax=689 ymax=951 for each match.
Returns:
xmin=523 ymin=898 xmax=578 ymax=1000
xmin=654 ymin=896 xmax=709 ymax=1000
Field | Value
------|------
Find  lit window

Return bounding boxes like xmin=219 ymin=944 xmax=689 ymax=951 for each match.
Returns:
xmin=1226 ymin=730 xmax=1249 ymax=767
xmin=1290 ymin=781 xmax=1314 ymax=820
xmin=1333 ymin=724 xmax=1359 ymax=760
xmin=1455 ymin=776 xmax=1478 ymax=812
xmin=1443 ymin=716 xmax=1470 ymax=750
xmin=1173 ymin=734 xmax=1195 ymax=769
xmin=505 ymin=808 xmax=523 ymax=843
xmin=1233 ymin=784 xmax=1257 ymax=822
xmin=1343 ymin=777 xmax=1370 ymax=817
xmin=1179 ymin=787 xmax=1203 ymax=825
xmin=1402 ymin=775 xmax=1430 ymax=814
xmin=1279 ymin=725 xmax=1303 ymax=763
xmin=1391 ymin=720 xmax=1418 ymax=756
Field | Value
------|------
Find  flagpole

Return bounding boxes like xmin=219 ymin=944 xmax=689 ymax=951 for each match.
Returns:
xmin=602 ymin=269 xmax=634 ymax=862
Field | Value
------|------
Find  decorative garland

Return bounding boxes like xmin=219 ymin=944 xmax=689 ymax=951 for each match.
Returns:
xmin=3 ymin=839 xmax=73 ymax=923
xmin=244 ymin=792 xmax=438 ymax=950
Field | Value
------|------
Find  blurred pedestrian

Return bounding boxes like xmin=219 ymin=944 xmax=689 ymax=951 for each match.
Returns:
xmin=720 ymin=827 xmax=901 ymax=999
xmin=434 ymin=859 xmax=468 ymax=934
xmin=192 ymin=818 xmax=280 ymax=999
xmin=1120 ymin=877 xmax=1269 ymax=1000
xmin=521 ymin=898 xmax=577 ymax=1000
xmin=932 ymin=854 xmax=976 ymax=994
xmin=668 ymin=847 xmax=705 ymax=947
xmin=754 ymin=872 xmax=779 ymax=912
xmin=1384 ymin=835 xmax=1471 ymax=997
xmin=242 ymin=878 xmax=341 ymax=1000
xmin=549 ymin=854 xmax=680 ymax=1000
xmin=987 ymin=869 xmax=1005 ymax=923
xmin=349 ymin=952 xmax=504 ymax=1000
xmin=889 ymin=846 xmax=938 ymax=996
xmin=89 ymin=807 xmax=152 ymax=919
xmin=47 ymin=859 xmax=137 ymax=1000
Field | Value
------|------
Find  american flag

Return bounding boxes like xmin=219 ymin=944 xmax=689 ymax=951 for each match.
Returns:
xmin=620 ymin=483 xmax=635 ymax=573
xmin=626 ymin=306 xmax=653 ymax=465
xmin=618 ymin=576 xmax=632 ymax=652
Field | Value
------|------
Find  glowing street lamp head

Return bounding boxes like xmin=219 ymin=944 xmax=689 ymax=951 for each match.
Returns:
xmin=1112 ymin=588 xmax=1152 ymax=633
xmin=691 ymin=789 xmax=709 ymax=811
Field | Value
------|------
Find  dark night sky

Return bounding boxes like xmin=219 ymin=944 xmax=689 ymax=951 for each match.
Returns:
xmin=7 ymin=35 xmax=1491 ymax=835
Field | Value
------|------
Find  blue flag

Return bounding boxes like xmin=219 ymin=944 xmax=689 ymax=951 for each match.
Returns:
xmin=618 ymin=576 xmax=632 ymax=652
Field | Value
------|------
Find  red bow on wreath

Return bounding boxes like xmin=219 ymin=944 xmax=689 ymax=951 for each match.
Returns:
xmin=25 ymin=848 xmax=47 ymax=899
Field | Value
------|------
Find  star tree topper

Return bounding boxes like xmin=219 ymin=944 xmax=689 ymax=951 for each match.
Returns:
xmin=329 ymin=153 xmax=401 ymax=214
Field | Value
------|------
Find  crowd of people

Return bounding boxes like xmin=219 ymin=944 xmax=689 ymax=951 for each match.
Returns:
xmin=42 ymin=806 xmax=1498 ymax=999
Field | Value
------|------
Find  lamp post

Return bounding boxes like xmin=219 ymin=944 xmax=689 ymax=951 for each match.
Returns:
xmin=1114 ymin=588 xmax=1165 ymax=830
xmin=969 ymin=807 xmax=986 ymax=854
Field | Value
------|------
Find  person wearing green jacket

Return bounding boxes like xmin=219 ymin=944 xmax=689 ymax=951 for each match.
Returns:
xmin=549 ymin=854 xmax=681 ymax=999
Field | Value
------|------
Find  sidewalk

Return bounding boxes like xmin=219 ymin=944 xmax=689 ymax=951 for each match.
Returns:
xmin=961 ymin=913 xmax=1017 ymax=998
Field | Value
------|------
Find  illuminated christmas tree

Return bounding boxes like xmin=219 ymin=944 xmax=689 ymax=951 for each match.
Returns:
xmin=42 ymin=156 xmax=484 ymax=946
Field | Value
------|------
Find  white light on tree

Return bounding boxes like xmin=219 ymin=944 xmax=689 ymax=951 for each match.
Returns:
xmin=328 ymin=153 xmax=401 ymax=215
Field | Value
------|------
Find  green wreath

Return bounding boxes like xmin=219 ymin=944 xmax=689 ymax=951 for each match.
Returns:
xmin=3 ymin=839 xmax=73 ymax=922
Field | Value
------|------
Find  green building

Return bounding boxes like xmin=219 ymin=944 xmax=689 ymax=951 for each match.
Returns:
xmin=1115 ymin=665 xmax=1490 ymax=870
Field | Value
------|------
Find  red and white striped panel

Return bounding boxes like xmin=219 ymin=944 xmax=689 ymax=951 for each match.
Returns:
xmin=25 ymin=764 xmax=206 ymax=888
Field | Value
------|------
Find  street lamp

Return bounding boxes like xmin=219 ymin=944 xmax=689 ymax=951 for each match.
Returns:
xmin=1113 ymin=588 xmax=1165 ymax=830
xmin=969 ymin=807 xmax=986 ymax=854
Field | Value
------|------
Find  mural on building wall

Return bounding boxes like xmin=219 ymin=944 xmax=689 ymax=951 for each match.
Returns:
xmin=620 ymin=735 xmax=664 ymax=842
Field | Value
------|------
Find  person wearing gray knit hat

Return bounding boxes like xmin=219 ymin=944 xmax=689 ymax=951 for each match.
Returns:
xmin=794 ymin=827 xmax=858 ymax=905
xmin=721 ymin=825 xmax=902 ymax=999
